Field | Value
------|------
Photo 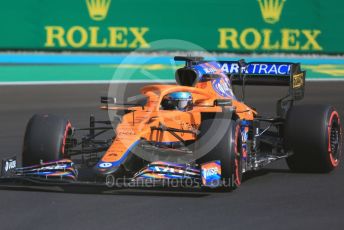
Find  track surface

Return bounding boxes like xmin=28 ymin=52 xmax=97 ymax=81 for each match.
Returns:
xmin=0 ymin=82 xmax=343 ymax=230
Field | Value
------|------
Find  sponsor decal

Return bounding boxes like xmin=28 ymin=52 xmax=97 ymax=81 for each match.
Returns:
xmin=138 ymin=163 xmax=199 ymax=179
xmin=177 ymin=121 xmax=200 ymax=134
xmin=293 ymin=72 xmax=304 ymax=89
xmin=44 ymin=0 xmax=150 ymax=49
xmin=99 ymin=162 xmax=112 ymax=168
xmin=201 ymin=161 xmax=222 ymax=187
xmin=220 ymin=62 xmax=291 ymax=75
xmin=153 ymin=166 xmax=184 ymax=174
xmin=203 ymin=167 xmax=219 ymax=177
xmin=40 ymin=164 xmax=69 ymax=171
xmin=4 ymin=160 xmax=16 ymax=172
xmin=86 ymin=0 xmax=111 ymax=21
xmin=1 ymin=157 xmax=16 ymax=176
xmin=117 ymin=129 xmax=136 ymax=136
xmin=194 ymin=62 xmax=221 ymax=76
xmin=218 ymin=0 xmax=323 ymax=52
xmin=258 ymin=0 xmax=285 ymax=24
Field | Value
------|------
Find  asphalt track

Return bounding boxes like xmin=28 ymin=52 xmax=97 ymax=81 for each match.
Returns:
xmin=0 ymin=82 xmax=344 ymax=230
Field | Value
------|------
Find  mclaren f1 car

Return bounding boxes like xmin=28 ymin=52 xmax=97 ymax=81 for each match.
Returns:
xmin=1 ymin=56 xmax=342 ymax=191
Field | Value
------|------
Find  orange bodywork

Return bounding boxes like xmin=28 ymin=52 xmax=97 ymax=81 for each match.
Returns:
xmin=100 ymin=80 xmax=257 ymax=164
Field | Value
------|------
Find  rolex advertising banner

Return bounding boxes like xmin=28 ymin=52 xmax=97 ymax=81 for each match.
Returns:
xmin=0 ymin=0 xmax=343 ymax=54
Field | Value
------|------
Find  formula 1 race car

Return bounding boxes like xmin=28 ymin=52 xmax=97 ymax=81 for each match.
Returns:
xmin=1 ymin=56 xmax=342 ymax=191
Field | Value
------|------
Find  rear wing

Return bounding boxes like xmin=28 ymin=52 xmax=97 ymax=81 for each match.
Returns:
xmin=218 ymin=61 xmax=306 ymax=100
xmin=173 ymin=57 xmax=305 ymax=101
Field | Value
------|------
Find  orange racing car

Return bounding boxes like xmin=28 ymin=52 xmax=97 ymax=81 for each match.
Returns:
xmin=1 ymin=56 xmax=342 ymax=191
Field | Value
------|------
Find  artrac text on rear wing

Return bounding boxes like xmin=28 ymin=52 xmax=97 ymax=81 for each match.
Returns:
xmin=219 ymin=61 xmax=306 ymax=101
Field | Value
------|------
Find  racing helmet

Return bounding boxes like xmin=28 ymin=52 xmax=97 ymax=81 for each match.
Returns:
xmin=161 ymin=92 xmax=193 ymax=111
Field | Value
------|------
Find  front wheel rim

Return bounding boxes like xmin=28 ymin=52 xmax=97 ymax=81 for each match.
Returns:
xmin=328 ymin=111 xmax=341 ymax=167
xmin=233 ymin=124 xmax=242 ymax=187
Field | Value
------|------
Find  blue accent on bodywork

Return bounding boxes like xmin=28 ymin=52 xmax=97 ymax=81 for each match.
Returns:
xmin=133 ymin=161 xmax=200 ymax=180
xmin=193 ymin=62 xmax=223 ymax=76
xmin=241 ymin=120 xmax=251 ymax=126
xmin=190 ymin=61 xmax=236 ymax=98
xmin=211 ymin=77 xmax=234 ymax=98
xmin=96 ymin=140 xmax=140 ymax=169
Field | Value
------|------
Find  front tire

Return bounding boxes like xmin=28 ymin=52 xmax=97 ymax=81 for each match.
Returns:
xmin=22 ymin=114 xmax=73 ymax=166
xmin=284 ymin=105 xmax=342 ymax=173
xmin=196 ymin=118 xmax=242 ymax=191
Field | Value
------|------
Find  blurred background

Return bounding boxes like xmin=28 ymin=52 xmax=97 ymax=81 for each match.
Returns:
xmin=0 ymin=0 xmax=343 ymax=83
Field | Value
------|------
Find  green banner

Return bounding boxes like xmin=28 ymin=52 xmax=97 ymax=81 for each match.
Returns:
xmin=0 ymin=0 xmax=343 ymax=53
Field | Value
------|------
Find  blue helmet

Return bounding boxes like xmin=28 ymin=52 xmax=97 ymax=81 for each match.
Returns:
xmin=161 ymin=92 xmax=193 ymax=111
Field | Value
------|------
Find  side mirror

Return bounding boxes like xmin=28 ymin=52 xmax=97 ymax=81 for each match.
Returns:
xmin=101 ymin=97 xmax=116 ymax=104
xmin=214 ymin=99 xmax=232 ymax=107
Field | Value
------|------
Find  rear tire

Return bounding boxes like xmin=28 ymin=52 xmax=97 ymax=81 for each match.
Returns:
xmin=196 ymin=117 xmax=242 ymax=191
xmin=284 ymin=105 xmax=342 ymax=173
xmin=22 ymin=114 xmax=73 ymax=166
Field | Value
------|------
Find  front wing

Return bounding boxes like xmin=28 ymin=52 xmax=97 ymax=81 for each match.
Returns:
xmin=0 ymin=157 xmax=224 ymax=190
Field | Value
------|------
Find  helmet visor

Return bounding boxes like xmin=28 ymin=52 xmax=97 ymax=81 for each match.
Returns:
xmin=177 ymin=100 xmax=189 ymax=110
